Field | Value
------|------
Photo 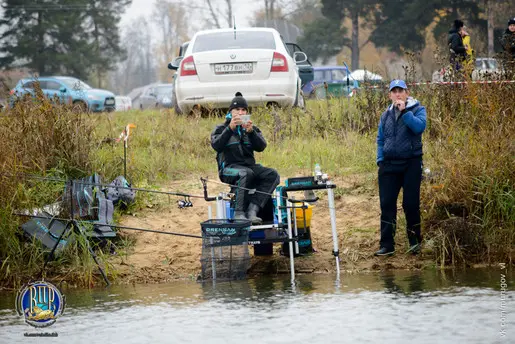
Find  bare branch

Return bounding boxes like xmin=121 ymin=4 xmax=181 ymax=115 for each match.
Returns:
xmin=205 ymin=0 xmax=221 ymax=28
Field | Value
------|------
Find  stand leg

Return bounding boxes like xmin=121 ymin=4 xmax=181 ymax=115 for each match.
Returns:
xmin=39 ymin=220 xmax=73 ymax=280
xmin=75 ymin=221 xmax=111 ymax=287
xmin=327 ymin=186 xmax=340 ymax=279
xmin=87 ymin=244 xmax=111 ymax=287
xmin=207 ymin=206 xmax=216 ymax=280
xmin=216 ymin=196 xmax=224 ymax=260
xmin=286 ymin=200 xmax=295 ymax=285
xmin=292 ymin=198 xmax=299 ymax=255
xmin=275 ymin=190 xmax=283 ymax=227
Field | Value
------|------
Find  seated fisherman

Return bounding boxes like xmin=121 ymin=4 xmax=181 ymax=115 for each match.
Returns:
xmin=210 ymin=92 xmax=280 ymax=225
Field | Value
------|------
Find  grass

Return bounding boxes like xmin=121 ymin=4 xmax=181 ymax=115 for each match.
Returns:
xmin=0 ymin=73 xmax=513 ymax=288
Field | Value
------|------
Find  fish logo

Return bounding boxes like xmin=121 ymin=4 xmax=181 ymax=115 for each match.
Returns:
xmin=16 ymin=281 xmax=65 ymax=328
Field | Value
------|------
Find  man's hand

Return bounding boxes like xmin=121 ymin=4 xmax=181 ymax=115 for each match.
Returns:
xmin=242 ymin=120 xmax=254 ymax=133
xmin=395 ymin=99 xmax=406 ymax=112
xmin=229 ymin=114 xmax=242 ymax=130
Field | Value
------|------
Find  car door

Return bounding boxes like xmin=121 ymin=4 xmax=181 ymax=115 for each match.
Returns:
xmin=285 ymin=43 xmax=314 ymax=88
xmin=140 ymin=87 xmax=153 ymax=109
xmin=148 ymin=87 xmax=158 ymax=108
xmin=21 ymin=80 xmax=38 ymax=96
xmin=44 ymin=80 xmax=67 ymax=104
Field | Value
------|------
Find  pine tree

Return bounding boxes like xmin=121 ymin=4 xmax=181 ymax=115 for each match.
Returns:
xmin=86 ymin=0 xmax=130 ymax=88
xmin=369 ymin=0 xmax=483 ymax=54
xmin=297 ymin=18 xmax=350 ymax=64
xmin=0 ymin=0 xmax=129 ymax=84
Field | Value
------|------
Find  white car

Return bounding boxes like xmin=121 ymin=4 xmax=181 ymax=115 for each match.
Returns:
xmin=115 ymin=96 xmax=132 ymax=111
xmin=472 ymin=58 xmax=500 ymax=81
xmin=169 ymin=27 xmax=307 ymax=114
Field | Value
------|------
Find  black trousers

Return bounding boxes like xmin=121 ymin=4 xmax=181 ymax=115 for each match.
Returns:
xmin=378 ymin=157 xmax=423 ymax=250
xmin=220 ymin=164 xmax=280 ymax=212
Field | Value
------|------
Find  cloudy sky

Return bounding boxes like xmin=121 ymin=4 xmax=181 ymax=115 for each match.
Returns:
xmin=120 ymin=0 xmax=261 ymax=28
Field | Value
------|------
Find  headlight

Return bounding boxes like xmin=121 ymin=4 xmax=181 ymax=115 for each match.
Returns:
xmin=162 ymin=97 xmax=171 ymax=103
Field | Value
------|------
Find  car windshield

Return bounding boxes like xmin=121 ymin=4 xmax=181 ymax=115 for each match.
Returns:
xmin=314 ymin=70 xmax=330 ymax=81
xmin=486 ymin=59 xmax=498 ymax=69
xmin=331 ymin=69 xmax=347 ymax=80
xmin=156 ymin=86 xmax=173 ymax=95
xmin=192 ymin=31 xmax=276 ymax=53
xmin=57 ymin=78 xmax=92 ymax=90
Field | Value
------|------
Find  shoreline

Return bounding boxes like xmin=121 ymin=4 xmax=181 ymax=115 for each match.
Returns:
xmin=1 ymin=175 xmax=510 ymax=289
xmin=105 ymin=175 xmax=445 ymax=286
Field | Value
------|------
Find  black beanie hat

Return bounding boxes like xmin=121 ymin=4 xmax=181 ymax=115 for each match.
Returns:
xmin=228 ymin=92 xmax=248 ymax=111
xmin=454 ymin=19 xmax=464 ymax=29
xmin=509 ymin=17 xmax=515 ymax=26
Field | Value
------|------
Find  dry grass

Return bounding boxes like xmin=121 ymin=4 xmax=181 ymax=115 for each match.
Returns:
xmin=0 ymin=72 xmax=513 ymax=288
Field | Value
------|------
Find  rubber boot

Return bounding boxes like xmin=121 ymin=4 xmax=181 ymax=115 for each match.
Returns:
xmin=246 ymin=203 xmax=263 ymax=225
xmin=234 ymin=210 xmax=248 ymax=221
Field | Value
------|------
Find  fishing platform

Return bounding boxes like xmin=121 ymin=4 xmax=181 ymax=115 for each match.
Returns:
xmin=200 ymin=173 xmax=340 ymax=283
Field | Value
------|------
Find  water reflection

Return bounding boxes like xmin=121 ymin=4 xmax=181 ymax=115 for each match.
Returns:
xmin=0 ymin=269 xmax=513 ymax=344
xmin=379 ymin=271 xmax=426 ymax=296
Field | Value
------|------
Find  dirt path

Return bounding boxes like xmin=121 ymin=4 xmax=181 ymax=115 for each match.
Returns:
xmin=111 ymin=175 xmax=433 ymax=284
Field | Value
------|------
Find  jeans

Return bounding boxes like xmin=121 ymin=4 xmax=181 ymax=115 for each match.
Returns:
xmin=220 ymin=164 xmax=280 ymax=211
xmin=378 ymin=157 xmax=423 ymax=250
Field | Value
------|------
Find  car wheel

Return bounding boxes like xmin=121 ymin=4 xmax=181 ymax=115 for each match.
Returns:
xmin=294 ymin=89 xmax=305 ymax=109
xmin=172 ymin=92 xmax=182 ymax=115
xmin=72 ymin=101 xmax=88 ymax=114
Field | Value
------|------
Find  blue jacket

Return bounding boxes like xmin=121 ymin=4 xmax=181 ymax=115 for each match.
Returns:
xmin=376 ymin=97 xmax=426 ymax=163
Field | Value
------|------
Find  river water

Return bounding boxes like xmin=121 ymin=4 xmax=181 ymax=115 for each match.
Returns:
xmin=0 ymin=269 xmax=513 ymax=344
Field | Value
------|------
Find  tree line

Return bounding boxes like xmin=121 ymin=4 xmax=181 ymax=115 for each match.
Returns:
xmin=1 ymin=0 xmax=514 ymax=93
xmin=301 ymin=0 xmax=515 ymax=70
xmin=0 ymin=0 xmax=130 ymax=88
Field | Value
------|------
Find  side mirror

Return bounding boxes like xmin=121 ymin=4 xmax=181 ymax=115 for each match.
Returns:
xmin=168 ymin=57 xmax=183 ymax=70
xmin=59 ymin=86 xmax=67 ymax=93
xmin=293 ymin=51 xmax=307 ymax=64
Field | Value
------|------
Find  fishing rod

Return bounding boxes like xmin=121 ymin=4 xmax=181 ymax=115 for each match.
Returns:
xmin=14 ymin=213 xmax=203 ymax=239
xmin=5 ymin=173 xmax=205 ymax=287
xmin=1 ymin=172 xmax=206 ymax=199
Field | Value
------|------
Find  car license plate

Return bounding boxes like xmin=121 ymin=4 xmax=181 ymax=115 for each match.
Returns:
xmin=105 ymin=99 xmax=114 ymax=105
xmin=214 ymin=63 xmax=253 ymax=74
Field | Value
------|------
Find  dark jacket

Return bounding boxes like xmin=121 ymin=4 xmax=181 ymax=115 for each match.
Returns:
xmin=448 ymin=28 xmax=467 ymax=63
xmin=500 ymin=29 xmax=515 ymax=58
xmin=211 ymin=117 xmax=267 ymax=174
xmin=377 ymin=97 xmax=427 ymax=163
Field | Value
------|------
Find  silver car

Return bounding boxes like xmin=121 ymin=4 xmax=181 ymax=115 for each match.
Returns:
xmin=138 ymin=83 xmax=175 ymax=110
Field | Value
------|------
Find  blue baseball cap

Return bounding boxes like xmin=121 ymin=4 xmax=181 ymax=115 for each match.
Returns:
xmin=389 ymin=79 xmax=408 ymax=91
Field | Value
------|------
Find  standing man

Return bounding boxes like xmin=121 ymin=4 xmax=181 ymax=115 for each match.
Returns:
xmin=375 ymin=80 xmax=427 ymax=256
xmin=448 ymin=19 xmax=467 ymax=71
xmin=500 ymin=17 xmax=515 ymax=59
xmin=211 ymin=92 xmax=280 ymax=225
